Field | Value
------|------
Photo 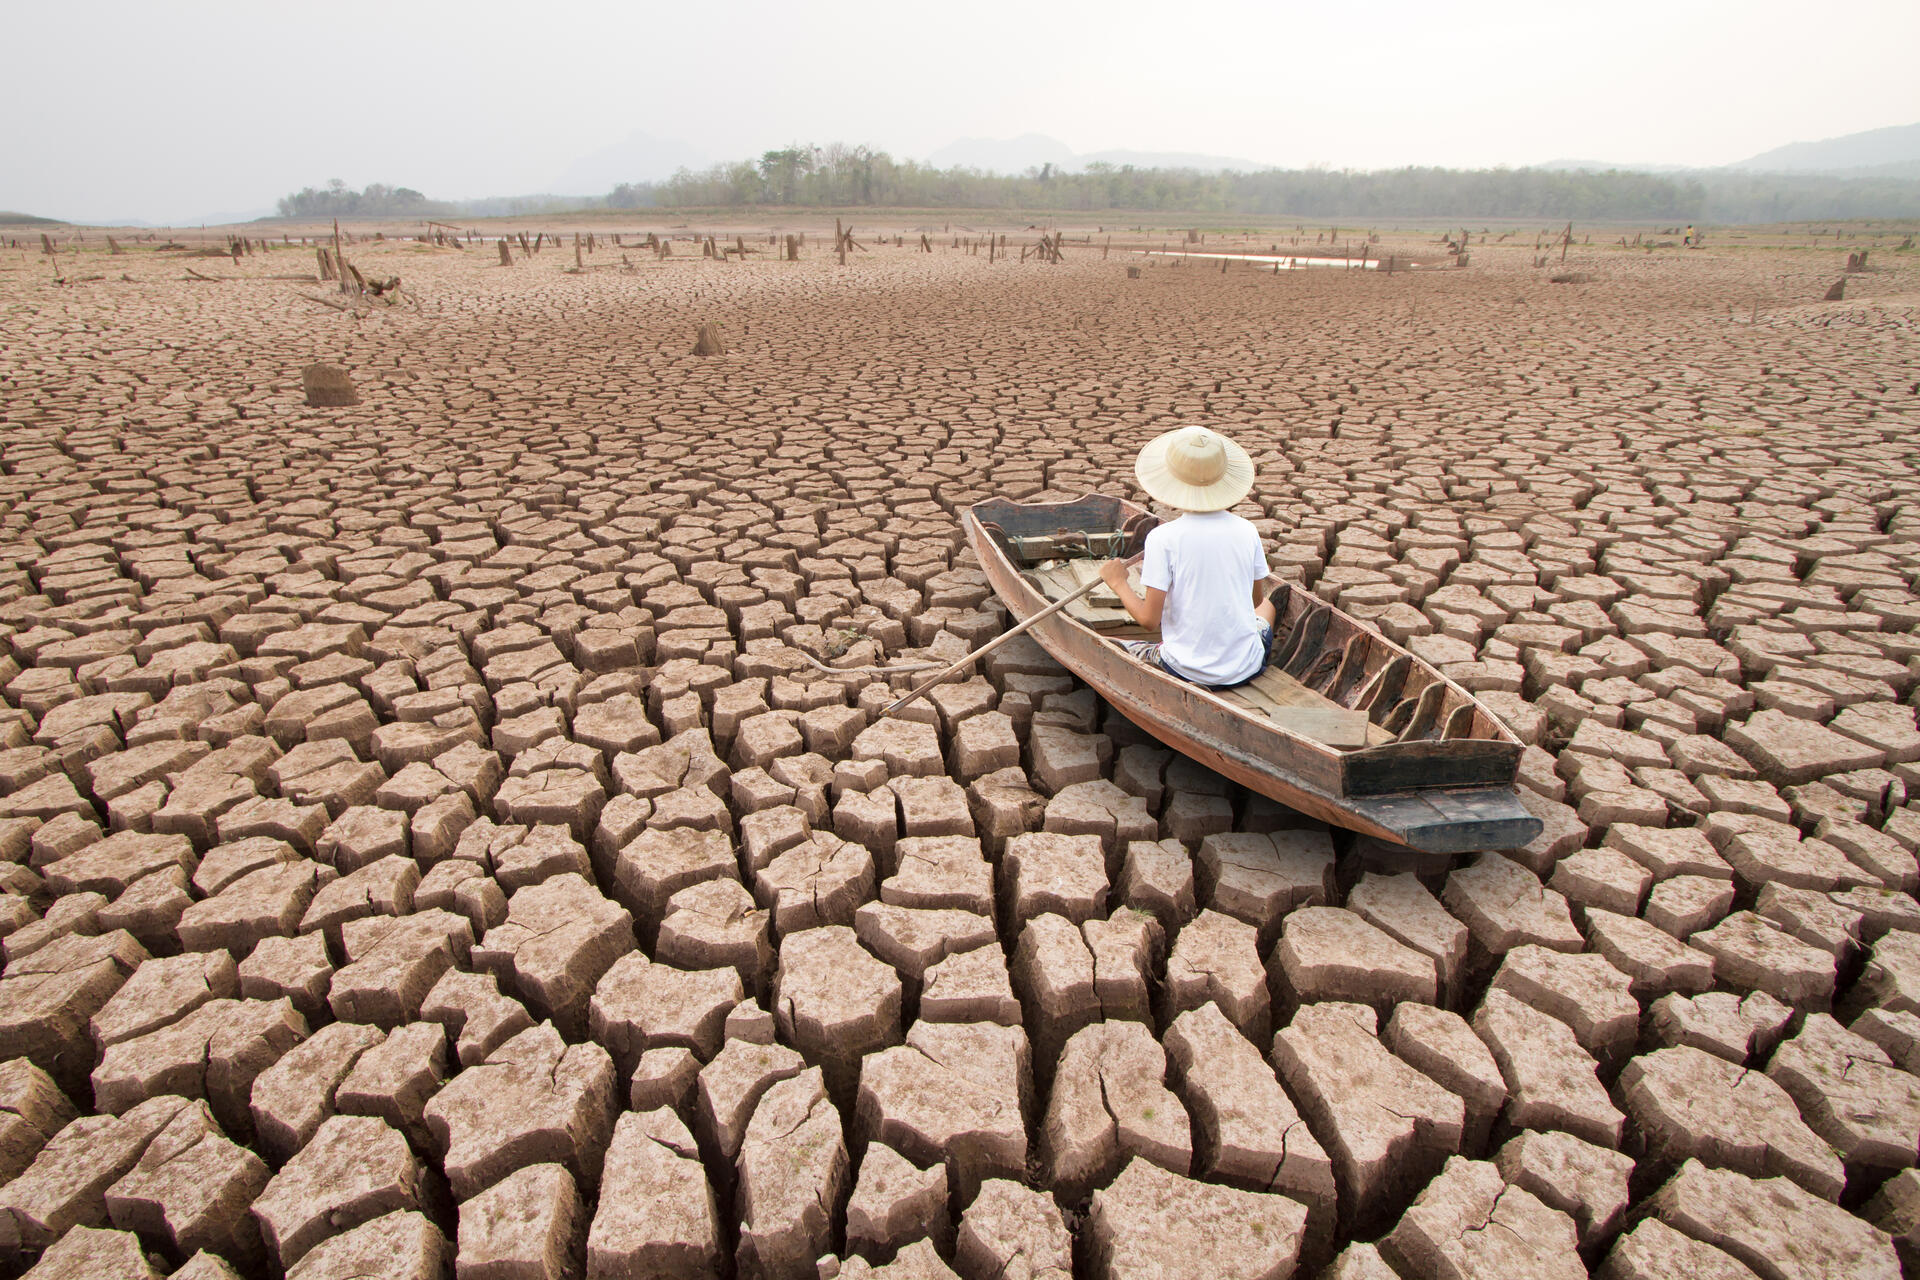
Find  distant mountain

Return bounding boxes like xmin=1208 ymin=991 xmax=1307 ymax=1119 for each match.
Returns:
xmin=550 ymin=131 xmax=711 ymax=194
xmin=926 ymin=134 xmax=1267 ymax=175
xmin=0 ymin=211 xmax=66 ymax=226
xmin=1536 ymin=158 xmax=1693 ymax=174
xmin=1730 ymin=121 xmax=1920 ymax=178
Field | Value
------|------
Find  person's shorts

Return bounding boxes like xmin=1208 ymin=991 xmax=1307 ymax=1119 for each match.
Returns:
xmin=1124 ymin=623 xmax=1273 ymax=690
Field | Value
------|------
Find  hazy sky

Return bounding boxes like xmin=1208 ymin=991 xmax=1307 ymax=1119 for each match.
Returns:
xmin=5 ymin=0 xmax=1916 ymax=224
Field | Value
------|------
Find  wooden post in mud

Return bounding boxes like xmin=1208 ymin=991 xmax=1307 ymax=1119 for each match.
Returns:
xmin=498 ymin=239 xmax=512 ymax=266
xmin=1561 ymin=222 xmax=1573 ymax=263
xmin=835 ymin=219 xmax=846 ymax=266
xmin=988 ymin=231 xmax=995 ymax=264
xmin=333 ymin=220 xmax=350 ymax=295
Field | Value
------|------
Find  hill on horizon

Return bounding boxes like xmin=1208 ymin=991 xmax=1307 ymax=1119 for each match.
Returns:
xmin=1731 ymin=121 xmax=1920 ymax=179
xmin=0 ymin=211 xmax=66 ymax=226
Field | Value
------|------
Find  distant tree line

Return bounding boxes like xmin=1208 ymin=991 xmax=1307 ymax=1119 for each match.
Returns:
xmin=276 ymin=179 xmax=451 ymax=219
xmin=275 ymin=147 xmax=1920 ymax=224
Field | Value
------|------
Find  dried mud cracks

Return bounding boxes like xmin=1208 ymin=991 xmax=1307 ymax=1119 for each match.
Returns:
xmin=0 ymin=233 xmax=1918 ymax=1279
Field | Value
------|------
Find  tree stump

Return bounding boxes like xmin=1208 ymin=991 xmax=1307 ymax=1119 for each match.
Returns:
xmin=1126 ymin=267 xmax=1142 ymax=279
xmin=499 ymin=240 xmax=513 ymax=266
xmin=1824 ymin=278 xmax=1846 ymax=301
xmin=692 ymin=323 xmax=727 ymax=357
xmin=302 ymin=365 xmax=360 ymax=407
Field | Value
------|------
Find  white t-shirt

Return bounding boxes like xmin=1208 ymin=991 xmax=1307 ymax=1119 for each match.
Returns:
xmin=1139 ymin=511 xmax=1270 ymax=685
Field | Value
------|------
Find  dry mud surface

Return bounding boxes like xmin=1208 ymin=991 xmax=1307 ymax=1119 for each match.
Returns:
xmin=1 ymin=226 xmax=1918 ymax=1279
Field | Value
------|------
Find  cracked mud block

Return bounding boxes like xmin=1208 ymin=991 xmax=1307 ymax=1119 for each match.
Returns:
xmin=591 ymin=1106 xmax=719 ymax=1280
xmin=97 ymin=867 xmax=194 ymax=957
xmin=857 ymin=903 xmax=996 ymax=983
xmin=93 ymin=996 xmax=306 ymax=1136
xmin=1767 ymin=1013 xmax=1920 ymax=1175
xmin=316 ymin=805 xmax=409 ymax=873
xmin=1043 ymin=1019 xmax=1191 ymax=1201
xmin=1010 ymin=913 xmax=1098 ymax=1070
xmin=89 ymin=950 xmax=237 ymax=1050
xmin=177 ymin=859 xmax=330 ymax=957
xmin=630 ymin=1045 xmax=702 ymax=1114
xmin=1605 ymin=823 xmax=1732 ymax=882
xmin=252 ymin=1114 xmax=422 ymax=1269
xmin=421 ymin=967 xmax=535 ymax=1070
xmin=952 ymin=711 xmax=1020 ymax=782
xmin=695 ymin=1038 xmax=806 ymax=1164
xmin=1193 ymin=831 xmax=1333 ymax=951
xmin=606 ymin=825 xmax=734 ymax=943
xmin=966 ymin=769 xmax=1045 ymax=859
xmin=847 ymin=1140 xmax=951 ymax=1262
xmin=331 ymin=908 xmax=475 ymax=1027
xmin=1725 ymin=709 xmax=1885 ymax=788
xmin=0 ymin=1094 xmax=192 ymax=1252
xmin=1488 ymin=945 xmax=1639 ymax=1064
xmin=42 ymin=831 xmax=196 ymax=899
xmin=854 ymin=719 xmax=945 ymax=780
xmin=1083 ymin=911 xmax=1159 ymax=1024
xmin=490 ymin=824 xmax=593 ymax=894
xmin=1379 ymin=1156 xmax=1584 ymax=1280
xmin=102 ymin=1097 xmax=267 ymax=1270
xmin=1723 ymin=825 xmax=1874 ymax=897
xmin=1085 ymin=1155 xmax=1308 ymax=1280
xmin=1025 ymin=725 xmax=1109 ymax=796
xmin=0 ymin=1059 xmax=74 ymax=1191
xmin=1689 ymin=912 xmax=1835 ymax=1010
xmin=1649 ymin=989 xmax=1792 ymax=1064
xmin=883 ymin=835 xmax=992 ymax=916
xmin=1548 ymin=845 xmax=1653 ymax=916
xmin=892 ymin=776 xmax=975 ymax=841
xmin=249 ymin=1021 xmax=386 ymax=1163
xmin=457 ymin=1162 xmax=580 ymax=1280
xmin=1346 ymin=871 xmax=1468 ymax=1001
xmin=474 ymin=873 xmax=634 ymax=1041
xmin=920 ymin=942 xmax=1021 ymax=1026
xmin=1116 ymin=838 xmax=1195 ymax=932
xmin=1001 ymin=831 xmax=1108 ymax=927
xmin=1646 ymin=1158 xmax=1899 ymax=1280
xmin=1272 ymin=1001 xmax=1463 ymax=1234
xmin=756 ymin=831 xmax=876 ymax=935
xmin=837 ymin=1237 xmax=961 ymax=1279
xmin=1866 ymin=1169 xmax=1920 ymax=1274
xmin=1271 ymin=906 xmax=1437 ymax=1013
xmin=1042 ymin=781 xmax=1155 ymax=865
xmin=735 ymin=1067 xmax=846 ymax=1280
xmin=191 ymin=835 xmax=299 ymax=898
xmin=1644 ymin=874 xmax=1736 ymax=939
xmin=774 ymin=925 xmax=902 ymax=1101
xmin=16 ymin=1224 xmax=163 ymax=1280
xmin=856 ymin=1020 xmax=1029 ymax=1204
xmin=954 ymin=1178 xmax=1070 ymax=1280
xmin=1584 ymin=909 xmax=1715 ymax=997
xmin=0 ymin=928 xmax=148 ymax=1093
xmin=1757 ymin=883 xmax=1864 ymax=958
xmin=1598 ymin=1217 xmax=1764 ymax=1280
xmin=423 ymin=1022 xmax=615 ymax=1200
xmin=1853 ymin=1007 xmax=1920 ymax=1074
xmin=1622 ymin=1044 xmax=1842 ymax=1199
xmin=835 ymin=785 xmax=899 ymax=867
xmin=655 ymin=878 xmax=773 ymax=998
xmin=1164 ymin=1001 xmax=1333 ymax=1239
xmin=1381 ymin=1003 xmax=1508 ymax=1156
xmin=588 ymin=951 xmax=742 ymax=1075
xmin=1848 ymin=929 xmax=1920 ymax=1018
xmin=283 ymin=1209 xmax=449 ymax=1280
xmin=237 ymin=930 xmax=333 ymax=1022
xmin=1493 ymin=1128 xmax=1633 ymax=1248
xmin=298 ymin=853 xmax=418 ymax=947
xmin=1443 ymin=854 xmax=1583 ymax=967
xmin=1472 ymin=989 xmax=1624 ymax=1149
xmin=1161 ymin=908 xmax=1271 ymax=1045
xmin=334 ymin=1021 xmax=446 ymax=1150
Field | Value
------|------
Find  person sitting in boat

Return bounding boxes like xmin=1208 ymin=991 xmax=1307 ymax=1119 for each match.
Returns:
xmin=1099 ymin=426 xmax=1281 ymax=689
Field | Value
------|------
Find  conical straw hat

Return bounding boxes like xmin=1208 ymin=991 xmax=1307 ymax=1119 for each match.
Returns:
xmin=1134 ymin=427 xmax=1255 ymax=512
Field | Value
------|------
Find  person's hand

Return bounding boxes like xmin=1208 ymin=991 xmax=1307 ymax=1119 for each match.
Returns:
xmin=1098 ymin=557 xmax=1133 ymax=588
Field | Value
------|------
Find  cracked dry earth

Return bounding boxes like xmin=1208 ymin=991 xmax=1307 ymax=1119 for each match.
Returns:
xmin=0 ymin=226 xmax=1918 ymax=1280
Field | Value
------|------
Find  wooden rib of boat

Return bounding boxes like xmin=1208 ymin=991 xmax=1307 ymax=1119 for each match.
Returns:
xmin=966 ymin=493 xmax=1544 ymax=854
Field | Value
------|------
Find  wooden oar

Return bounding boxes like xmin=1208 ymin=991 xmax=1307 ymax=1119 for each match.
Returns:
xmin=881 ymin=575 xmax=1107 ymax=719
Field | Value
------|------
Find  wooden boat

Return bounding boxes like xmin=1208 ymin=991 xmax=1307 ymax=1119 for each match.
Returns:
xmin=965 ymin=493 xmax=1543 ymax=854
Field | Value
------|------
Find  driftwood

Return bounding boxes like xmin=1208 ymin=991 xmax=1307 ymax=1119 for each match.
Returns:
xmin=302 ymin=364 xmax=360 ymax=406
xmin=691 ymin=322 xmax=727 ymax=356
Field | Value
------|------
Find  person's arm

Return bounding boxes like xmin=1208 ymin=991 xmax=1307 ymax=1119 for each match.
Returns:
xmin=1099 ymin=556 xmax=1164 ymax=629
